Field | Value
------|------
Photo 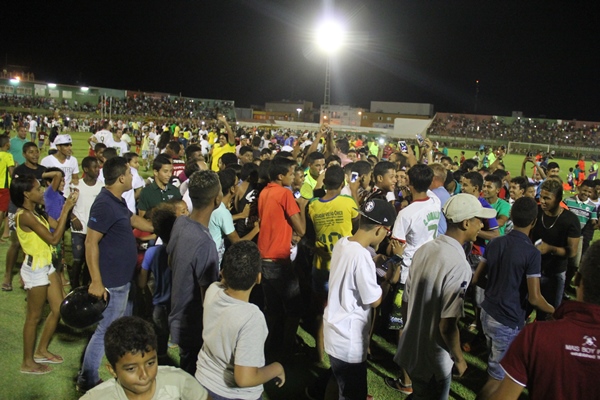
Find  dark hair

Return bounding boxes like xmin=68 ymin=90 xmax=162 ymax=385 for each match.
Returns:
xmin=151 ymin=203 xmax=177 ymax=243
xmin=260 ymin=148 xmax=271 ymax=157
xmin=123 ymin=152 xmax=139 ymax=164
xmin=220 ymin=153 xmax=238 ymax=169
xmin=510 ymin=197 xmax=538 ymax=228
xmin=336 ymin=138 xmax=350 ymax=155
xmin=460 ymin=159 xmax=479 ymax=171
xmin=221 ymin=241 xmax=262 ymax=291
xmin=343 ymin=162 xmax=354 ymax=175
xmin=324 ymin=165 xmax=345 ymax=190
xmin=166 ymin=141 xmax=181 ymax=155
xmin=268 ymin=157 xmax=295 ymax=182
xmin=407 ymin=164 xmax=433 ymax=193
xmin=228 ymin=163 xmax=242 ymax=178
xmin=252 ymin=136 xmax=261 ymax=147
xmin=239 ymin=145 xmax=253 ymax=156
xmin=325 ymin=154 xmax=341 ymax=166
xmin=580 ymin=179 xmax=594 ymax=188
xmin=184 ymin=159 xmax=201 ymax=178
xmin=540 ymin=178 xmax=563 ymax=202
xmin=306 ymin=151 xmax=325 ymax=164
xmin=511 ymin=176 xmax=528 ymax=192
xmin=103 ymin=147 xmax=118 ymax=161
xmin=352 ymin=160 xmax=372 ymax=177
xmin=484 ymin=174 xmax=503 ymax=189
xmin=188 ymin=170 xmax=220 ymax=209
xmin=240 ymin=163 xmax=259 ymax=184
xmin=105 ymin=316 xmax=157 ymax=369
xmin=373 ymin=161 xmax=395 ymax=180
xmin=94 ymin=142 xmax=107 ymax=152
xmin=358 ymin=215 xmax=379 ymax=231
xmin=0 ymin=135 xmax=9 ymax=148
xmin=153 ymin=154 xmax=172 ymax=172
xmin=10 ymin=175 xmax=37 ymax=208
xmin=185 ymin=144 xmax=202 ymax=160
xmin=579 ymin=241 xmax=600 ymax=305
xmin=81 ymin=156 xmax=98 ymax=171
xmin=275 ymin=151 xmax=293 ymax=159
xmin=492 ymin=169 xmax=508 ymax=180
xmin=367 ymin=154 xmax=379 ymax=166
xmin=43 ymin=167 xmax=64 ymax=186
xmin=441 ymin=156 xmax=453 ymax=164
xmin=218 ymin=168 xmax=237 ymax=195
xmin=547 ymin=162 xmax=560 ymax=171
xmin=104 ymin=157 xmax=129 ymax=185
xmin=463 ymin=171 xmax=484 ymax=191
xmin=22 ymin=142 xmax=38 ymax=154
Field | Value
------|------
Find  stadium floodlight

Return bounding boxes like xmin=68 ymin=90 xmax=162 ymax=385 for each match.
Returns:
xmin=296 ymin=108 xmax=302 ymax=120
xmin=315 ymin=20 xmax=346 ymax=53
xmin=315 ymin=18 xmax=345 ymax=110
xmin=48 ymin=83 xmax=57 ymax=88
xmin=9 ymin=78 xmax=19 ymax=84
xmin=81 ymin=86 xmax=89 ymax=92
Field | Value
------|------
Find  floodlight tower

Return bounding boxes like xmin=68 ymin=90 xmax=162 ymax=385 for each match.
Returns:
xmin=316 ymin=20 xmax=345 ymax=111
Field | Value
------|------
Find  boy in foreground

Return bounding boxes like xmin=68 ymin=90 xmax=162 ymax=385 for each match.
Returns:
xmin=82 ymin=316 xmax=207 ymax=399
xmin=197 ymin=241 xmax=285 ymax=399
xmin=324 ymin=198 xmax=400 ymax=400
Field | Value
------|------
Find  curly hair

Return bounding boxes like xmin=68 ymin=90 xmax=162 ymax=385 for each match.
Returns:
xmin=105 ymin=316 xmax=157 ymax=368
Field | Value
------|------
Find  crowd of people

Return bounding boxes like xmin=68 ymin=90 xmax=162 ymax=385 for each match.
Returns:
xmin=428 ymin=112 xmax=600 ymax=149
xmin=0 ymin=94 xmax=235 ymax=120
xmin=1 ymin=115 xmax=600 ymax=400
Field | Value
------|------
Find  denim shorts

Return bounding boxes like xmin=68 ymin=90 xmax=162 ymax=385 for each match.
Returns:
xmin=480 ymin=308 xmax=520 ymax=380
xmin=21 ymin=258 xmax=56 ymax=290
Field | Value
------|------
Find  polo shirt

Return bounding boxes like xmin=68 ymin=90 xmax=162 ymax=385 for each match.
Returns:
xmin=500 ymin=301 xmax=600 ymax=400
xmin=564 ymin=195 xmax=597 ymax=230
xmin=137 ymin=181 xmax=182 ymax=212
xmin=9 ymin=136 xmax=27 ymax=165
xmin=488 ymin=197 xmax=511 ymax=236
xmin=87 ymin=188 xmax=137 ymax=288
xmin=257 ymin=183 xmax=300 ymax=261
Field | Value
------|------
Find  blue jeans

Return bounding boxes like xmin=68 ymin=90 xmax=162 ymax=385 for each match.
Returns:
xmin=410 ymin=373 xmax=452 ymax=400
xmin=77 ymin=282 xmax=131 ymax=388
xmin=329 ymin=355 xmax=367 ymax=400
xmin=538 ymin=271 xmax=566 ymax=320
xmin=480 ymin=309 xmax=520 ymax=380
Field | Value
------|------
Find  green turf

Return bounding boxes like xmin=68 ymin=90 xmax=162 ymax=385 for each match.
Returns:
xmin=0 ymin=130 xmax=576 ymax=399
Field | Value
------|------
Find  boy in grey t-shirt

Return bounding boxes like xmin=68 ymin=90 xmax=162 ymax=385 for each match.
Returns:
xmin=196 ymin=241 xmax=285 ymax=400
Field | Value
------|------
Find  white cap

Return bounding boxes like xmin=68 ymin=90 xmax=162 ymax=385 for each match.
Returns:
xmin=281 ymin=145 xmax=294 ymax=152
xmin=54 ymin=134 xmax=73 ymax=145
xmin=442 ymin=193 xmax=497 ymax=223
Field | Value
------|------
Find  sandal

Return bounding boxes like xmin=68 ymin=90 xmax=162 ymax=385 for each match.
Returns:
xmin=34 ymin=354 xmax=64 ymax=364
xmin=1 ymin=283 xmax=12 ymax=292
xmin=20 ymin=364 xmax=52 ymax=375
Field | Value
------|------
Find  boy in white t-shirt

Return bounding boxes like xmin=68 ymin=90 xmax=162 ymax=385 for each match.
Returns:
xmin=324 ymin=198 xmax=402 ymax=400
xmin=196 ymin=241 xmax=285 ymax=400
xmin=69 ymin=156 xmax=103 ymax=289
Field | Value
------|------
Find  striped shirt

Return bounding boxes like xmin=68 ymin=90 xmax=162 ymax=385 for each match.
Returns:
xmin=564 ymin=195 xmax=597 ymax=229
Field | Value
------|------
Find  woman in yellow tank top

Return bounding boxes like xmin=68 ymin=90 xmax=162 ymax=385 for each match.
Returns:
xmin=10 ymin=175 xmax=78 ymax=375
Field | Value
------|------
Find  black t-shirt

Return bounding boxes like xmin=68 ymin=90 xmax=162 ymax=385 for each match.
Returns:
xmin=531 ymin=206 xmax=581 ymax=274
xmin=9 ymin=164 xmax=47 ymax=213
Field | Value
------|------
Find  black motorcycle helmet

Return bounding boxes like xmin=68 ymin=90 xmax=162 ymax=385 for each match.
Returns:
xmin=60 ymin=286 xmax=110 ymax=330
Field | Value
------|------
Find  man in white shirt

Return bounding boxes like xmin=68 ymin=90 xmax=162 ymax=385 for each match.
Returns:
xmin=111 ymin=128 xmax=129 ymax=156
xmin=40 ymin=134 xmax=79 ymax=196
xmin=28 ymin=117 xmax=38 ymax=142
xmin=88 ymin=121 xmax=114 ymax=149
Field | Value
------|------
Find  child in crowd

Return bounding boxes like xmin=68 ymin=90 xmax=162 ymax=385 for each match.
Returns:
xmin=196 ymin=241 xmax=285 ymax=399
xmin=11 ymin=175 xmax=78 ymax=374
xmin=81 ymin=316 xmax=208 ymax=399
xmin=137 ymin=203 xmax=177 ymax=359
xmin=42 ymin=167 xmax=68 ymax=285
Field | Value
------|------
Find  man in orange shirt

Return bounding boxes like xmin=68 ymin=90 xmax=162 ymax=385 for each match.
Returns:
xmin=257 ymin=157 xmax=307 ymax=358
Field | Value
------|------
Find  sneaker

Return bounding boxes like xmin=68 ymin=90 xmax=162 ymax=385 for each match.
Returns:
xmin=384 ymin=377 xmax=413 ymax=395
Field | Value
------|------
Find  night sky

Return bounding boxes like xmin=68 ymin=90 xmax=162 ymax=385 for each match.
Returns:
xmin=5 ymin=1 xmax=600 ymax=120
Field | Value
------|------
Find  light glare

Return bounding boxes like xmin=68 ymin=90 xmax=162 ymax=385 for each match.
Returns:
xmin=316 ymin=20 xmax=345 ymax=53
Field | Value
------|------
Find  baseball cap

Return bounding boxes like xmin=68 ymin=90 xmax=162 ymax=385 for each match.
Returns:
xmin=442 ymin=193 xmax=497 ymax=223
xmin=54 ymin=134 xmax=72 ymax=146
xmin=356 ymin=198 xmax=397 ymax=227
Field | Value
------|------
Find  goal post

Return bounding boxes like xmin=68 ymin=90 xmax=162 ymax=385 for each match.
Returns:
xmin=507 ymin=141 xmax=550 ymax=156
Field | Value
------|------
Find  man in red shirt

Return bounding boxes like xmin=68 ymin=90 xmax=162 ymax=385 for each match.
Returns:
xmin=489 ymin=240 xmax=600 ymax=400
xmin=257 ymin=157 xmax=306 ymax=358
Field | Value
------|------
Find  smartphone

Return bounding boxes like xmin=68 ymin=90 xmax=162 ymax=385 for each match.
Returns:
xmin=416 ymin=134 xmax=424 ymax=146
xmin=535 ymin=239 xmax=542 ymax=246
xmin=351 ymin=171 xmax=359 ymax=183
xmin=398 ymin=140 xmax=407 ymax=152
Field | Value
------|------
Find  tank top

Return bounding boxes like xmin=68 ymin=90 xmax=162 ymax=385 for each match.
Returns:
xmin=16 ymin=209 xmax=54 ymax=270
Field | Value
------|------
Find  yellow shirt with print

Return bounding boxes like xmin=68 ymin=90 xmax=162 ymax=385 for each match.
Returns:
xmin=308 ymin=194 xmax=359 ymax=270
xmin=0 ymin=151 xmax=15 ymax=188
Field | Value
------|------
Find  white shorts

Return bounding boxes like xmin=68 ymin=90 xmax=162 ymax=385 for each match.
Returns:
xmin=20 ymin=259 xmax=56 ymax=290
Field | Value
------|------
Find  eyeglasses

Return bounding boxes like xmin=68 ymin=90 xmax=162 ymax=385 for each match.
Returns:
xmin=381 ymin=225 xmax=393 ymax=238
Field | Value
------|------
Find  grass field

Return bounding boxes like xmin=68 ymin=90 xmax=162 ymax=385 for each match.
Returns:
xmin=0 ymin=130 xmax=575 ymax=399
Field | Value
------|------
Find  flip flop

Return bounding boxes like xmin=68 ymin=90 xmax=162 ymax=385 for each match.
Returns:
xmin=1 ymin=283 xmax=12 ymax=291
xmin=34 ymin=354 xmax=64 ymax=364
xmin=20 ymin=365 xmax=52 ymax=375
